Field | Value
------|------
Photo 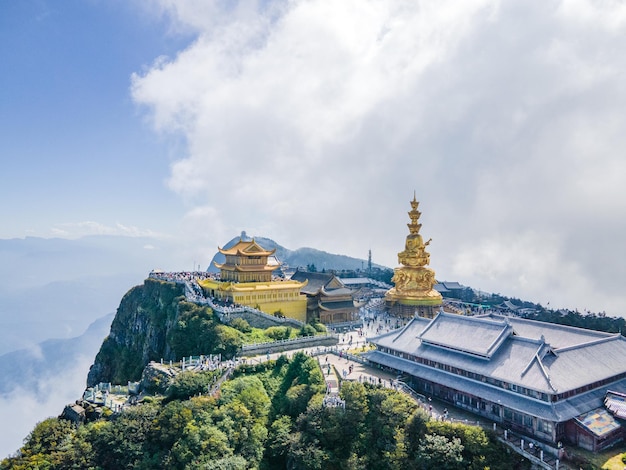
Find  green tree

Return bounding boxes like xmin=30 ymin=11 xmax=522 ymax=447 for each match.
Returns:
xmin=1 ymin=418 xmax=75 ymax=469
xmin=427 ymin=420 xmax=494 ymax=469
xmin=169 ymin=302 xmax=218 ymax=358
xmin=149 ymin=400 xmax=194 ymax=449
xmin=339 ymin=381 xmax=370 ymax=456
xmin=403 ymin=408 xmax=429 ymax=460
xmin=363 ymin=388 xmax=418 ymax=468
xmin=220 ymin=376 xmax=271 ymax=423
xmin=415 ymin=434 xmax=464 ymax=470
xmin=189 ymin=455 xmax=247 ymax=470
xmin=265 ymin=415 xmax=295 ymax=467
xmin=265 ymin=326 xmax=291 ymax=340
xmin=168 ymin=422 xmax=232 ymax=469
xmin=214 ymin=324 xmax=244 ymax=357
xmin=165 ymin=370 xmax=219 ymax=402
xmin=287 ymin=434 xmax=330 ymax=470
xmin=229 ymin=317 xmax=251 ymax=333
xmin=86 ymin=415 xmax=145 ymax=469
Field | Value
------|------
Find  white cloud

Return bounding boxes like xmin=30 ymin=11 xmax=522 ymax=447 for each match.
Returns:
xmin=0 ymin=355 xmax=93 ymax=459
xmin=49 ymin=221 xmax=166 ymax=239
xmin=131 ymin=0 xmax=626 ymax=316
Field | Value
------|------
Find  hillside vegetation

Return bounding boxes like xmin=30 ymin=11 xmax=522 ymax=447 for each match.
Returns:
xmin=1 ymin=352 xmax=526 ymax=470
xmin=87 ymin=278 xmax=325 ymax=388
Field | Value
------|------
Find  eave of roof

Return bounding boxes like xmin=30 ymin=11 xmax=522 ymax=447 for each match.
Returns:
xmin=215 ymin=263 xmax=279 ymax=272
xmin=318 ymin=300 xmax=356 ymax=311
xmin=320 ymin=286 xmax=355 ymax=297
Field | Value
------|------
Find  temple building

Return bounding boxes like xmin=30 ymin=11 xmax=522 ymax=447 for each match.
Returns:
xmin=199 ymin=237 xmax=308 ymax=322
xmin=385 ymin=194 xmax=443 ymax=318
xmin=290 ymin=270 xmax=361 ymax=325
xmin=366 ymin=313 xmax=626 ymax=451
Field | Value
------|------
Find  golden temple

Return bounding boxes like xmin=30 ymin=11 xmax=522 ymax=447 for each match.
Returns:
xmin=385 ymin=193 xmax=442 ymax=318
xmin=199 ymin=237 xmax=308 ymax=322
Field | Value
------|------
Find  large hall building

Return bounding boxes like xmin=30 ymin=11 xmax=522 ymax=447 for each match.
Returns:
xmin=367 ymin=313 xmax=626 ymax=450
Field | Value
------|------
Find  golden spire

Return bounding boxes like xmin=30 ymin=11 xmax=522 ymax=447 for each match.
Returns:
xmin=407 ymin=192 xmax=422 ymax=235
xmin=398 ymin=194 xmax=431 ymax=268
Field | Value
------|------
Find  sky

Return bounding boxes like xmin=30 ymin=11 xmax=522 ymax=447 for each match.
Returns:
xmin=2 ymin=0 xmax=626 ymax=316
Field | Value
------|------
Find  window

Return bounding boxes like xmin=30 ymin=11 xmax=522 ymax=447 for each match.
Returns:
xmin=538 ymin=420 xmax=553 ymax=434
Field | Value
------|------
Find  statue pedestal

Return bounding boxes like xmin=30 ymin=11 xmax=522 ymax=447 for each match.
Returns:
xmin=385 ymin=285 xmax=442 ymax=319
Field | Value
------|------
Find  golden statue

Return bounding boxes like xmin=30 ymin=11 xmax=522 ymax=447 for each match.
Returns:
xmin=385 ymin=193 xmax=442 ymax=317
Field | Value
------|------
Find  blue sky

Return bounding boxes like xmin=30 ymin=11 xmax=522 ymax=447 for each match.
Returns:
xmin=0 ymin=1 xmax=187 ymax=239
xmin=2 ymin=0 xmax=626 ymax=316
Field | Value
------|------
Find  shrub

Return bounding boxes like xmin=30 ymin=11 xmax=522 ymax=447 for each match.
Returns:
xmin=299 ymin=324 xmax=317 ymax=337
xmin=230 ymin=318 xmax=252 ymax=333
xmin=266 ymin=326 xmax=291 ymax=340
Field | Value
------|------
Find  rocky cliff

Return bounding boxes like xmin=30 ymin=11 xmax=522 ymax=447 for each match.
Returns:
xmin=86 ymin=277 xmax=247 ymax=388
xmin=86 ymin=278 xmax=186 ymax=387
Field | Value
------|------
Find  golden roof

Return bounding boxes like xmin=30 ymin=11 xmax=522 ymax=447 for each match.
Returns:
xmin=217 ymin=238 xmax=276 ymax=257
xmin=214 ymin=263 xmax=279 ymax=272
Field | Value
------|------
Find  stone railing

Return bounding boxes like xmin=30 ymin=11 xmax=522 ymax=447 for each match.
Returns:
xmin=240 ymin=333 xmax=339 ymax=356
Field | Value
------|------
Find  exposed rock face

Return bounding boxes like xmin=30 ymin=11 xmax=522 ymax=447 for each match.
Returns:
xmin=87 ymin=279 xmax=185 ymax=387
xmin=140 ymin=361 xmax=178 ymax=394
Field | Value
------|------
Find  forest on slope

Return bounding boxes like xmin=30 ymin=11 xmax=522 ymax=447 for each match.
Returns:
xmin=1 ymin=353 xmax=527 ymax=470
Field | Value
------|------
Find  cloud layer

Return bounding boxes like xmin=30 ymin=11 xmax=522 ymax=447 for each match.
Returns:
xmin=132 ymin=0 xmax=626 ymax=315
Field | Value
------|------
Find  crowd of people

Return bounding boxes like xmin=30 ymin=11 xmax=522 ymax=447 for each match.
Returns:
xmin=148 ymin=270 xmax=267 ymax=319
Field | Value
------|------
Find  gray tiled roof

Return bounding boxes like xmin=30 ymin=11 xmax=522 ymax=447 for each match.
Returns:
xmin=498 ymin=315 xmax=612 ymax=349
xmin=418 ymin=313 xmax=511 ymax=358
xmin=320 ymin=286 xmax=354 ymax=297
xmin=441 ymin=282 xmax=464 ymax=289
xmin=369 ymin=313 xmax=626 ymax=396
xmin=290 ymin=271 xmax=332 ymax=290
xmin=365 ymin=350 xmax=626 ymax=422
xmin=291 ymin=271 xmax=354 ymax=296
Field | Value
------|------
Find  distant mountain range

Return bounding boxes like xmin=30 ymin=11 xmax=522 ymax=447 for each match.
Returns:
xmin=0 ymin=313 xmax=114 ymax=396
xmin=0 ymin=236 xmax=180 ymax=355
xmin=207 ymin=231 xmax=385 ymax=273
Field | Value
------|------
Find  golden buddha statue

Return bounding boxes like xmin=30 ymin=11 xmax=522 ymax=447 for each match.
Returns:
xmin=385 ymin=193 xmax=442 ymax=318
